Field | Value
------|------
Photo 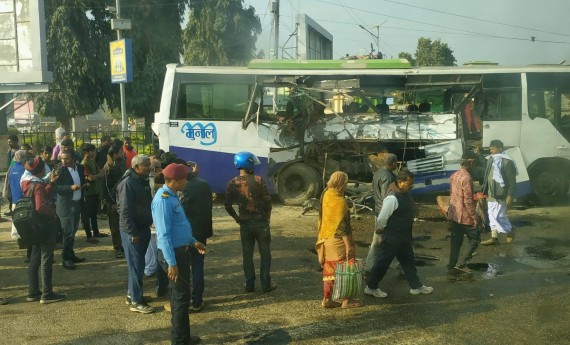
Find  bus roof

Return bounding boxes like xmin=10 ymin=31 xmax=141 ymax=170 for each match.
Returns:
xmin=247 ymin=59 xmax=412 ymax=69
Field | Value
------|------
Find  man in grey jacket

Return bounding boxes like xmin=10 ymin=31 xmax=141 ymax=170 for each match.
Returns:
xmin=365 ymin=153 xmax=398 ymax=274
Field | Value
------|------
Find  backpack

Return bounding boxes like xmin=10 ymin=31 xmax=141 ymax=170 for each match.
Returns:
xmin=13 ymin=182 xmax=49 ymax=245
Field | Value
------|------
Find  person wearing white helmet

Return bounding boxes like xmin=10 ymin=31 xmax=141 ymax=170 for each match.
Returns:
xmin=224 ymin=152 xmax=276 ymax=293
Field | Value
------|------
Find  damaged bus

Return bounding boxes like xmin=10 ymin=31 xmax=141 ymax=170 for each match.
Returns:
xmin=152 ymin=59 xmax=570 ymax=205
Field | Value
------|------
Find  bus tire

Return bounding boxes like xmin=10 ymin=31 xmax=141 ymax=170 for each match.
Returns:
xmin=277 ymin=163 xmax=322 ymax=206
xmin=530 ymin=167 xmax=569 ymax=206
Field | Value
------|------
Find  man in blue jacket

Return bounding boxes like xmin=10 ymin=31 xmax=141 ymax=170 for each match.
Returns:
xmin=116 ymin=154 xmax=154 ymax=313
xmin=153 ymin=163 xmax=206 ymax=345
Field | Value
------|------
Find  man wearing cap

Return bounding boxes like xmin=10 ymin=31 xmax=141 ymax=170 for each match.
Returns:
xmin=447 ymin=151 xmax=480 ymax=275
xmin=153 ymin=163 xmax=206 ymax=345
xmin=116 ymin=154 xmax=154 ymax=313
xmin=481 ymin=139 xmax=517 ymax=245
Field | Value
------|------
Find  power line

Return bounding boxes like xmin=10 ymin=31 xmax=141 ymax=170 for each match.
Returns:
xmin=380 ymin=0 xmax=570 ymax=38
xmin=316 ymin=0 xmax=570 ymax=45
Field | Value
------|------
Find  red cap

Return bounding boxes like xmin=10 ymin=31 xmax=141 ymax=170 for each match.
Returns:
xmin=162 ymin=163 xmax=190 ymax=180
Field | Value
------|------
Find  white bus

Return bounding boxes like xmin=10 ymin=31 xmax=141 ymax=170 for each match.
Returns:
xmin=152 ymin=59 xmax=570 ymax=205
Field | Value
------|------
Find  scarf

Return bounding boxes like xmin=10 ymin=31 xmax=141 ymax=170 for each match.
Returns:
xmin=491 ymin=153 xmax=514 ymax=187
xmin=317 ymin=188 xmax=348 ymax=240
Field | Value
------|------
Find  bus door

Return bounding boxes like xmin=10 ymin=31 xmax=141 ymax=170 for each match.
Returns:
xmin=480 ymin=74 xmax=523 ymax=148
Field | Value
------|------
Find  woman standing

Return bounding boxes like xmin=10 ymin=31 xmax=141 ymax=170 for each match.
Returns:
xmin=316 ymin=171 xmax=362 ymax=308
xmin=21 ymin=157 xmax=66 ymax=303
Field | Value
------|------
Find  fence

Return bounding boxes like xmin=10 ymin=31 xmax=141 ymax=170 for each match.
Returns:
xmin=17 ymin=129 xmax=158 ymax=156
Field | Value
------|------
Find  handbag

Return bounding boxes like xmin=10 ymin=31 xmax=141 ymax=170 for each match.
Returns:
xmin=332 ymin=259 xmax=363 ymax=301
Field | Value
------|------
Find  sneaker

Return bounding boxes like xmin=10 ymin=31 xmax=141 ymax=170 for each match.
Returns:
xmin=262 ymin=281 xmax=278 ymax=293
xmin=190 ymin=302 xmax=204 ymax=312
xmin=481 ymin=237 xmax=499 ymax=246
xmin=129 ymin=302 xmax=155 ymax=314
xmin=364 ymin=286 xmax=388 ymax=298
xmin=115 ymin=250 xmax=125 ymax=259
xmin=125 ymin=296 xmax=151 ymax=305
xmin=93 ymin=232 xmax=110 ymax=238
xmin=410 ymin=285 xmax=433 ymax=295
xmin=40 ymin=293 xmax=66 ymax=304
xmin=26 ymin=292 xmax=41 ymax=302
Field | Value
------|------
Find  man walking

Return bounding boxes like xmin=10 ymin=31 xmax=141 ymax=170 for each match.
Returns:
xmin=481 ymin=139 xmax=517 ymax=245
xmin=116 ymin=154 xmax=154 ymax=313
xmin=153 ymin=163 xmax=206 ymax=345
xmin=180 ymin=161 xmax=212 ymax=312
xmin=447 ymin=151 xmax=480 ymax=274
xmin=224 ymin=152 xmax=276 ymax=293
xmin=365 ymin=153 xmax=398 ymax=274
xmin=365 ymin=170 xmax=433 ymax=298
xmin=54 ymin=149 xmax=86 ymax=270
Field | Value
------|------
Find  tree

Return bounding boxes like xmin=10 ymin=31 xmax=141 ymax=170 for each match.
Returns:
xmin=414 ymin=38 xmax=456 ymax=66
xmin=183 ymin=0 xmax=262 ymax=66
xmin=33 ymin=1 xmax=115 ymax=126
xmin=122 ymin=0 xmax=189 ymax=126
xmin=398 ymin=52 xmax=416 ymax=66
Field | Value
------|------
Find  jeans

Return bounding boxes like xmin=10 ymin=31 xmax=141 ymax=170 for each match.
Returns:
xmin=240 ymin=220 xmax=272 ymax=291
xmin=365 ymin=232 xmax=382 ymax=272
xmin=190 ymin=237 xmax=207 ymax=308
xmin=366 ymin=235 xmax=422 ymax=290
xmin=158 ymin=248 xmax=193 ymax=345
xmin=121 ymin=230 xmax=150 ymax=304
xmin=28 ymin=229 xmax=56 ymax=297
xmin=82 ymin=194 xmax=100 ymax=237
xmin=59 ymin=201 xmax=81 ymax=261
xmin=448 ymin=222 xmax=481 ymax=269
xmin=108 ymin=204 xmax=122 ymax=251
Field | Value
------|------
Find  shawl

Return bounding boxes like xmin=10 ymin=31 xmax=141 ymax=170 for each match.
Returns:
xmin=317 ymin=188 xmax=349 ymax=240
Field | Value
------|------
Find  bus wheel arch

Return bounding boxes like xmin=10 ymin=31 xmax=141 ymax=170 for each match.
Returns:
xmin=276 ymin=163 xmax=322 ymax=206
xmin=528 ymin=158 xmax=570 ymax=206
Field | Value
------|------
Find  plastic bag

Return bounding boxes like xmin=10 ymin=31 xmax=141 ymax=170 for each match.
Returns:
xmin=332 ymin=259 xmax=363 ymax=301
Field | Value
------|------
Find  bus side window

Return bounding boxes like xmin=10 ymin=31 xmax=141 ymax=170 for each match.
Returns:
xmin=480 ymin=92 xmax=521 ymax=120
xmin=175 ymin=84 xmax=208 ymax=120
xmin=528 ymin=90 xmax=555 ymax=124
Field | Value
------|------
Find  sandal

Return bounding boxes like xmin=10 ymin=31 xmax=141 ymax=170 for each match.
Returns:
xmin=321 ymin=299 xmax=341 ymax=308
xmin=341 ymin=299 xmax=364 ymax=309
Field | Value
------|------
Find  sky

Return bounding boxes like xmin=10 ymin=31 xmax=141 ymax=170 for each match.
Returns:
xmin=243 ymin=0 xmax=570 ymax=66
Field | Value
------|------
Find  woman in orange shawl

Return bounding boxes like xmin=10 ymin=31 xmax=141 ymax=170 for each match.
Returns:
xmin=316 ymin=171 xmax=362 ymax=308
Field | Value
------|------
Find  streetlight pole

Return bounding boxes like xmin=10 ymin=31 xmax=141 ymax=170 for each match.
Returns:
xmin=115 ymin=0 xmax=127 ymax=132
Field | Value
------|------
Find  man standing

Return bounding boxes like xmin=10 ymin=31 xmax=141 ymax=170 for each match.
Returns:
xmin=224 ymin=152 xmax=276 ymax=293
xmin=95 ymin=135 xmax=112 ymax=169
xmin=180 ymin=161 xmax=212 ymax=312
xmin=481 ymin=139 xmax=517 ymax=245
xmin=153 ymin=163 xmax=206 ymax=345
xmin=54 ymin=149 xmax=86 ymax=270
xmin=446 ymin=151 xmax=480 ymax=274
xmin=81 ymin=143 xmax=107 ymax=243
xmin=365 ymin=170 xmax=433 ymax=298
xmin=116 ymin=154 xmax=154 ymax=313
xmin=122 ymin=137 xmax=138 ymax=169
xmin=102 ymin=144 xmax=125 ymax=259
xmin=365 ymin=153 xmax=398 ymax=274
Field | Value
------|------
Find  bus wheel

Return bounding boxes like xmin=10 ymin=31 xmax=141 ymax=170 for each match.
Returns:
xmin=277 ymin=163 xmax=322 ymax=206
xmin=530 ymin=168 xmax=569 ymax=206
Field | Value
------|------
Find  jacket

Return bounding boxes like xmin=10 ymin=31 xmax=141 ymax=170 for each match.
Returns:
xmin=21 ymin=178 xmax=56 ymax=218
xmin=482 ymin=156 xmax=517 ymax=201
xmin=116 ymin=169 xmax=153 ymax=236
xmin=179 ymin=174 xmax=213 ymax=241
xmin=54 ymin=164 xmax=85 ymax=218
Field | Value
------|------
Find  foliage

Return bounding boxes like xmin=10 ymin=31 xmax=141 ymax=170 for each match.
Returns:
xmin=414 ymin=38 xmax=456 ymax=66
xmin=398 ymin=37 xmax=456 ymax=67
xmin=183 ymin=0 xmax=262 ymax=66
xmin=398 ymin=52 xmax=416 ymax=66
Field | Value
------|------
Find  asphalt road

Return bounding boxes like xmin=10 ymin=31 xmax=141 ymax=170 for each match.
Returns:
xmin=0 ymin=199 xmax=569 ymax=345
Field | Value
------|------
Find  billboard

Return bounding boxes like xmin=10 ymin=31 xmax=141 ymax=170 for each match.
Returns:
xmin=296 ymin=14 xmax=333 ymax=60
xmin=0 ymin=0 xmax=52 ymax=92
xmin=109 ymin=38 xmax=133 ymax=83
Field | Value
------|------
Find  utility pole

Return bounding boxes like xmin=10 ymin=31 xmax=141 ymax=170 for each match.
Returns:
xmin=271 ymin=0 xmax=279 ymax=60
xmin=115 ymin=0 xmax=127 ymax=132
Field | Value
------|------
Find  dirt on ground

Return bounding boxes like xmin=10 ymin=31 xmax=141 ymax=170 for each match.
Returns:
xmin=1 ymin=193 xmax=570 ymax=345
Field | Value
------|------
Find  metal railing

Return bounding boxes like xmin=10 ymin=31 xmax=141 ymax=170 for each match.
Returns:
xmin=17 ymin=129 xmax=158 ymax=155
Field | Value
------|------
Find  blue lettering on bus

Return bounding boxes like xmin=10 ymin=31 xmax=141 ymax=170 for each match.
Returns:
xmin=180 ymin=122 xmax=217 ymax=146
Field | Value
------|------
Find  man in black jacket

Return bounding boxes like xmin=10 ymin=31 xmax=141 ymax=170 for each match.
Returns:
xmin=102 ymin=144 xmax=125 ymax=258
xmin=179 ymin=161 xmax=212 ymax=312
xmin=55 ymin=149 xmax=86 ymax=270
xmin=116 ymin=154 xmax=154 ymax=313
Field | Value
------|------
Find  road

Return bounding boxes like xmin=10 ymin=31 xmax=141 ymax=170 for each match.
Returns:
xmin=0 ymin=198 xmax=569 ymax=344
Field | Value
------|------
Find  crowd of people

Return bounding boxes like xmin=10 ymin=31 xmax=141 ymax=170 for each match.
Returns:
xmin=0 ymin=130 xmax=517 ymax=343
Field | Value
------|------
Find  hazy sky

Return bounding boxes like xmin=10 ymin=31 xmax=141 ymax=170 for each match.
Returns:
xmin=244 ymin=0 xmax=570 ymax=66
